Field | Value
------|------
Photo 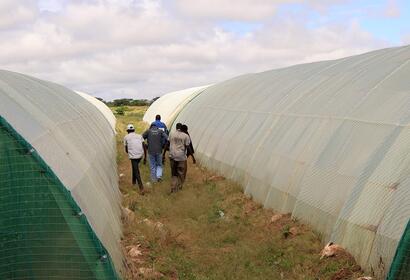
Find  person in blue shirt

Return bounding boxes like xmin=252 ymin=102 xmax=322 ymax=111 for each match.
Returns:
xmin=151 ymin=115 xmax=168 ymax=135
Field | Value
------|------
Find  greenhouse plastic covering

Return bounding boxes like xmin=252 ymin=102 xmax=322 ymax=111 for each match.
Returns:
xmin=0 ymin=70 xmax=122 ymax=279
xmin=148 ymin=45 xmax=410 ymax=279
xmin=143 ymin=85 xmax=210 ymax=128
xmin=76 ymin=91 xmax=117 ymax=133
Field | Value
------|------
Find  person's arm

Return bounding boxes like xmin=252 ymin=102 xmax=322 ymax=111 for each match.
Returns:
xmin=162 ymin=132 xmax=170 ymax=164
xmin=164 ymin=124 xmax=169 ymax=135
xmin=143 ymin=142 xmax=147 ymax=165
xmin=142 ymin=130 xmax=149 ymax=151
xmin=162 ymin=142 xmax=168 ymax=164
xmin=124 ymin=138 xmax=128 ymax=154
xmin=188 ymin=138 xmax=196 ymax=164
xmin=184 ymin=134 xmax=191 ymax=155
xmin=161 ymin=130 xmax=168 ymax=147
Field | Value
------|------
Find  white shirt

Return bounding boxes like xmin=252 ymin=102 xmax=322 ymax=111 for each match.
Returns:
xmin=124 ymin=132 xmax=144 ymax=159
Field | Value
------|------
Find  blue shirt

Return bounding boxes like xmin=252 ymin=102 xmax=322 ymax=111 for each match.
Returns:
xmin=151 ymin=120 xmax=168 ymax=135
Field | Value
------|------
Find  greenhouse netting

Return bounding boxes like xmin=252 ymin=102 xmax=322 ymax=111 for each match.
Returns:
xmin=146 ymin=45 xmax=410 ymax=279
xmin=0 ymin=70 xmax=122 ymax=279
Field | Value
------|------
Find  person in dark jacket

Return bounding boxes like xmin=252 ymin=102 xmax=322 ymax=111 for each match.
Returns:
xmin=143 ymin=123 xmax=168 ymax=182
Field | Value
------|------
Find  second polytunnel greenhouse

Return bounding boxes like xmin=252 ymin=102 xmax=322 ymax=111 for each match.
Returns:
xmin=144 ymin=45 xmax=410 ymax=279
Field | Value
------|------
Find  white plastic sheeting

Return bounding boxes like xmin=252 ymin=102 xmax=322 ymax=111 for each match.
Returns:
xmin=171 ymin=45 xmax=410 ymax=278
xmin=0 ymin=70 xmax=122 ymax=272
xmin=76 ymin=91 xmax=116 ymax=132
xmin=143 ymin=85 xmax=210 ymax=128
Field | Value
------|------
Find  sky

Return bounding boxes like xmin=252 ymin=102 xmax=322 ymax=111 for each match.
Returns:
xmin=0 ymin=0 xmax=409 ymax=100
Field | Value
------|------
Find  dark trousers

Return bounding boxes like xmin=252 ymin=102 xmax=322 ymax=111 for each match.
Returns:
xmin=131 ymin=158 xmax=143 ymax=190
xmin=170 ymin=159 xmax=186 ymax=192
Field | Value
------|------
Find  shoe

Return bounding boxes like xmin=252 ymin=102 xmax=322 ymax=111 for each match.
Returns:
xmin=158 ymin=178 xmax=162 ymax=182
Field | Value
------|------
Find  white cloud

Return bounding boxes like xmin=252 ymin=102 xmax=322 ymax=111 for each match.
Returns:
xmin=174 ymin=0 xmax=351 ymax=21
xmin=174 ymin=0 xmax=278 ymax=21
xmin=0 ymin=0 xmax=390 ymax=100
xmin=384 ymin=0 xmax=400 ymax=18
xmin=0 ymin=0 xmax=38 ymax=29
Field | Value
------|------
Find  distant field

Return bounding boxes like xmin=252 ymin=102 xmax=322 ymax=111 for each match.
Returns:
xmin=114 ymin=106 xmax=364 ymax=280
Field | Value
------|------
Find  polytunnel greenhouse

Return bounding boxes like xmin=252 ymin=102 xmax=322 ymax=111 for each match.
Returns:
xmin=145 ymin=45 xmax=410 ymax=279
xmin=0 ymin=70 xmax=122 ymax=279
xmin=143 ymin=85 xmax=210 ymax=127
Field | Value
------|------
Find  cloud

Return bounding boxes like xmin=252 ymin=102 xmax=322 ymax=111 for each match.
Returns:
xmin=384 ymin=0 xmax=400 ymax=18
xmin=174 ymin=0 xmax=278 ymax=21
xmin=174 ymin=0 xmax=351 ymax=21
xmin=0 ymin=0 xmax=391 ymax=100
xmin=0 ymin=0 xmax=38 ymax=29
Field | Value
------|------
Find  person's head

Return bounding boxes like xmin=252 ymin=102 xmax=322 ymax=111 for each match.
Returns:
xmin=155 ymin=114 xmax=161 ymax=121
xmin=176 ymin=123 xmax=182 ymax=130
xmin=126 ymin=124 xmax=135 ymax=133
xmin=181 ymin=124 xmax=188 ymax=133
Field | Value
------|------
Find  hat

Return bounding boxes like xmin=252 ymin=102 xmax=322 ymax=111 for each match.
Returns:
xmin=127 ymin=124 xmax=134 ymax=130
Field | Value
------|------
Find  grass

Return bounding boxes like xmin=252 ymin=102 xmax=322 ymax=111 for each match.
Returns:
xmin=115 ymin=106 xmax=364 ymax=280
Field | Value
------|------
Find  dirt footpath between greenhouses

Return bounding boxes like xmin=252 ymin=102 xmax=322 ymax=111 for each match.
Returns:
xmin=115 ymin=106 xmax=366 ymax=280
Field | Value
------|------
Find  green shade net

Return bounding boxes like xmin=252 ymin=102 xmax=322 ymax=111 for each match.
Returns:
xmin=388 ymin=220 xmax=410 ymax=280
xmin=0 ymin=116 xmax=119 ymax=279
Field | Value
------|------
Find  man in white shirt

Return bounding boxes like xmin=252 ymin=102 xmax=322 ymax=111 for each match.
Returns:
xmin=124 ymin=124 xmax=146 ymax=194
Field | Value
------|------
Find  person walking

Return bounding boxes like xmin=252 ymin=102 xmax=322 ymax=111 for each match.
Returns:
xmin=169 ymin=123 xmax=190 ymax=193
xmin=151 ymin=114 xmax=168 ymax=135
xmin=143 ymin=123 xmax=168 ymax=182
xmin=124 ymin=124 xmax=146 ymax=194
xmin=181 ymin=124 xmax=196 ymax=164
xmin=181 ymin=124 xmax=195 ymax=181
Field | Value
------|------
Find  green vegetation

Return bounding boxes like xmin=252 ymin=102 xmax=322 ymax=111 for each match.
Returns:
xmin=114 ymin=106 xmax=127 ymax=115
xmin=116 ymin=107 xmax=363 ymax=280
xmin=97 ymin=97 xmax=159 ymax=107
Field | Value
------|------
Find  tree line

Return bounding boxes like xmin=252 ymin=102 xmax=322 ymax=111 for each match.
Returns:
xmin=96 ymin=97 xmax=160 ymax=107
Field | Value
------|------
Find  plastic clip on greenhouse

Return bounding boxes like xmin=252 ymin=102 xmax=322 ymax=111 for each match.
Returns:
xmin=144 ymin=45 xmax=410 ymax=279
xmin=0 ymin=70 xmax=122 ymax=279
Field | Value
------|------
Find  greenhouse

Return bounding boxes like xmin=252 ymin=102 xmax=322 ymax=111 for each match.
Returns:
xmin=143 ymin=85 xmax=210 ymax=128
xmin=0 ymin=70 xmax=122 ymax=279
xmin=145 ymin=45 xmax=410 ymax=279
